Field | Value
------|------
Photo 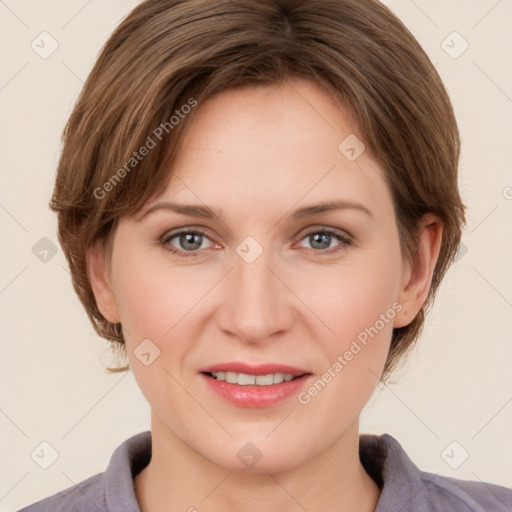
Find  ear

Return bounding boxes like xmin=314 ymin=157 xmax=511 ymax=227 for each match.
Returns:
xmin=393 ymin=213 xmax=443 ymax=328
xmin=86 ymin=240 xmax=120 ymax=324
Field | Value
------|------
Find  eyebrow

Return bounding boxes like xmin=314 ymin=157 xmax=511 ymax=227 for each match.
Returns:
xmin=138 ymin=199 xmax=373 ymax=223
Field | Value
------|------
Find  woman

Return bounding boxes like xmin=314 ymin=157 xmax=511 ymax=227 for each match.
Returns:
xmin=20 ymin=0 xmax=512 ymax=510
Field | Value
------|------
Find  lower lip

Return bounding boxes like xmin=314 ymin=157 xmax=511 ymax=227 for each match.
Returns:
xmin=200 ymin=373 xmax=312 ymax=408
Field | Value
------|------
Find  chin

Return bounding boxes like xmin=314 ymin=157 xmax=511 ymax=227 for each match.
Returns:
xmin=201 ymin=438 xmax=309 ymax=474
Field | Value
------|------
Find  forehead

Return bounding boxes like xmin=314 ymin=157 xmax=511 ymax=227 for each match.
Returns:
xmin=152 ymin=78 xmax=393 ymax=223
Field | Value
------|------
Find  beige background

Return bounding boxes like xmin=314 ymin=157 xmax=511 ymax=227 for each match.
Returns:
xmin=1 ymin=0 xmax=511 ymax=510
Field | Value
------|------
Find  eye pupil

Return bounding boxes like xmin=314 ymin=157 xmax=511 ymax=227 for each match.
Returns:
xmin=181 ymin=232 xmax=202 ymax=250
xmin=310 ymin=232 xmax=331 ymax=250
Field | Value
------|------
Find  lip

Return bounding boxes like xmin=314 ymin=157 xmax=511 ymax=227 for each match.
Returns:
xmin=198 ymin=362 xmax=310 ymax=376
xmin=200 ymin=373 xmax=312 ymax=408
xmin=198 ymin=362 xmax=313 ymax=408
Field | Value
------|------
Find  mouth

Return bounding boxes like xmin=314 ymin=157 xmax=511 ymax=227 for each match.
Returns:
xmin=198 ymin=363 xmax=313 ymax=407
xmin=198 ymin=361 xmax=311 ymax=384
xmin=201 ymin=370 xmax=308 ymax=385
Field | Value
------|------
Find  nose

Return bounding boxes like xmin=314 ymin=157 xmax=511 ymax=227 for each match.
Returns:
xmin=216 ymin=240 xmax=294 ymax=344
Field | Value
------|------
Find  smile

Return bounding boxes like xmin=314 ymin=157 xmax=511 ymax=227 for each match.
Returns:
xmin=204 ymin=371 xmax=301 ymax=385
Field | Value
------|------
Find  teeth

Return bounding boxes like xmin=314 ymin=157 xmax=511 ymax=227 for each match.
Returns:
xmin=211 ymin=371 xmax=297 ymax=385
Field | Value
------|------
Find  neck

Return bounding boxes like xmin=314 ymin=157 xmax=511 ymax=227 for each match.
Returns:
xmin=135 ymin=413 xmax=381 ymax=512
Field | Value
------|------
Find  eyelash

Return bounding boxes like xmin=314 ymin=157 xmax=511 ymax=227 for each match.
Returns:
xmin=158 ymin=227 xmax=352 ymax=258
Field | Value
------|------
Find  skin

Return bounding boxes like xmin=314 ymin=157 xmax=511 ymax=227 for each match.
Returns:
xmin=87 ymin=77 xmax=442 ymax=512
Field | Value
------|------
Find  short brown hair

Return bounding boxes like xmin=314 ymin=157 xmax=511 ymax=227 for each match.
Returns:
xmin=50 ymin=0 xmax=466 ymax=381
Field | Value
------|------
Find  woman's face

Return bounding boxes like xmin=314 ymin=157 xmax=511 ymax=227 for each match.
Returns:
xmin=91 ymin=78 xmax=420 ymax=472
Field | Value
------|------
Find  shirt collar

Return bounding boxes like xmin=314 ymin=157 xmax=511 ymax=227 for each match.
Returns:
xmin=104 ymin=430 xmax=151 ymax=512
xmin=360 ymin=433 xmax=438 ymax=511
xmin=103 ymin=430 xmax=451 ymax=512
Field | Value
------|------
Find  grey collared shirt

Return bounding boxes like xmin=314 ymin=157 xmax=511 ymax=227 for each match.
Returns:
xmin=18 ymin=430 xmax=512 ymax=511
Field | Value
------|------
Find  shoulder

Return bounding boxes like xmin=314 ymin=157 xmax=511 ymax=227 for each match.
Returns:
xmin=416 ymin=469 xmax=512 ymax=511
xmin=360 ymin=433 xmax=512 ymax=511
xmin=18 ymin=430 xmax=151 ymax=512
xmin=17 ymin=472 xmax=106 ymax=512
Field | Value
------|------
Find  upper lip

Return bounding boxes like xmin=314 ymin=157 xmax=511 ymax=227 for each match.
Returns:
xmin=199 ymin=362 xmax=311 ymax=377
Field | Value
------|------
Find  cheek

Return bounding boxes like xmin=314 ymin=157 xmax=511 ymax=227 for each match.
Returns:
xmin=111 ymin=254 xmax=218 ymax=345
xmin=300 ymin=251 xmax=401 ymax=341
xmin=114 ymin=274 xmax=166 ymax=338
xmin=110 ymin=254 xmax=176 ymax=340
